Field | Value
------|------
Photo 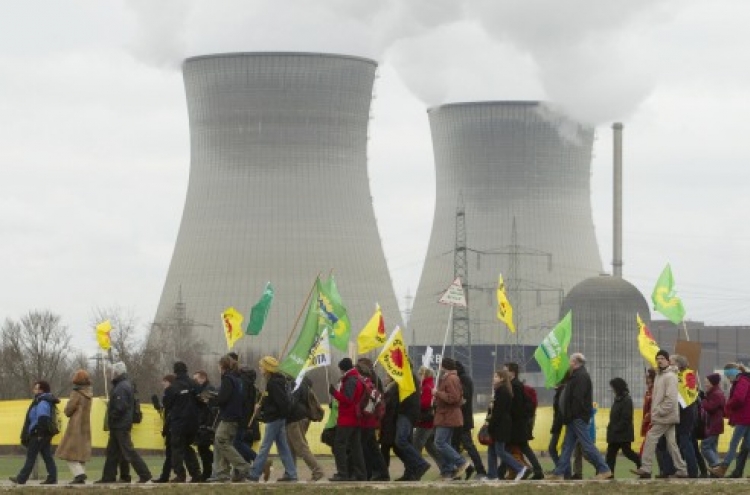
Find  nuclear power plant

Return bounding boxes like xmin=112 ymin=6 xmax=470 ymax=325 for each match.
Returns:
xmin=409 ymin=102 xmax=603 ymax=377
xmin=152 ymin=52 xmax=402 ymax=357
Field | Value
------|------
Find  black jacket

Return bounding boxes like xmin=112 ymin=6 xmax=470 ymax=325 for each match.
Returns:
xmin=509 ymin=377 xmax=530 ymax=443
xmin=217 ymin=371 xmax=244 ymax=422
xmin=108 ymin=374 xmax=135 ymax=430
xmin=607 ymin=392 xmax=635 ymax=443
xmin=163 ymin=371 xmax=199 ymax=432
xmin=195 ymin=380 xmax=218 ymax=428
xmin=287 ymin=377 xmax=312 ymax=424
xmin=260 ymin=372 xmax=291 ymax=423
xmin=562 ymin=365 xmax=593 ymax=424
xmin=236 ymin=367 xmax=258 ymax=427
xmin=380 ymin=381 xmax=399 ymax=447
xmin=456 ymin=362 xmax=474 ymax=430
xmin=397 ymin=376 xmax=420 ymax=424
xmin=550 ymin=385 xmax=564 ymax=434
xmin=488 ymin=385 xmax=514 ymax=443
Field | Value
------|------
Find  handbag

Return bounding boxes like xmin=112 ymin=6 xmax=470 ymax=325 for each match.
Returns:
xmin=477 ymin=424 xmax=493 ymax=446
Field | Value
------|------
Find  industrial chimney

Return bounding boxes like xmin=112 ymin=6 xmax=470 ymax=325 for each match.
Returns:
xmin=613 ymin=122 xmax=624 ymax=277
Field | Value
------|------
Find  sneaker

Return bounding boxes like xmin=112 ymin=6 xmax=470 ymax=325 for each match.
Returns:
xmin=545 ymin=473 xmax=565 ymax=481
xmin=630 ymin=468 xmax=651 ymax=479
xmin=40 ymin=478 xmax=57 ymax=485
xmin=9 ymin=476 xmax=25 ymax=485
xmin=311 ymin=472 xmax=325 ymax=482
xmin=277 ymin=474 xmax=297 ymax=482
xmin=594 ymin=471 xmax=613 ymax=480
xmin=453 ymin=460 xmax=471 ymax=479
xmin=514 ymin=467 xmax=528 ymax=481
xmin=414 ymin=463 xmax=431 ymax=481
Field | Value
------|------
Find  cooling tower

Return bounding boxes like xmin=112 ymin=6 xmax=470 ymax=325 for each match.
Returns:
xmin=410 ymin=102 xmax=603 ymax=364
xmin=152 ymin=52 xmax=401 ymax=358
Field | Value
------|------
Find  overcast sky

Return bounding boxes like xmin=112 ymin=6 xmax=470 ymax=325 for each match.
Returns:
xmin=1 ymin=0 xmax=749 ymax=353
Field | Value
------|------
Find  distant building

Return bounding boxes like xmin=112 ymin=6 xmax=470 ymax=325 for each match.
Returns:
xmin=152 ymin=53 xmax=402 ymax=358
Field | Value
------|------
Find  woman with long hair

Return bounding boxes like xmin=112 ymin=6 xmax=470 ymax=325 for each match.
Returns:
xmin=485 ymin=369 xmax=530 ymax=481
xmin=55 ymin=370 xmax=93 ymax=484
xmin=606 ymin=377 xmax=641 ymax=474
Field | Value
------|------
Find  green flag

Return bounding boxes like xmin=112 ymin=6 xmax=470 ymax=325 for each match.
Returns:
xmin=246 ymin=282 xmax=274 ymax=336
xmin=534 ymin=311 xmax=573 ymax=388
xmin=319 ymin=276 xmax=351 ymax=352
xmin=651 ymin=263 xmax=686 ymax=324
xmin=280 ymin=278 xmax=325 ymax=378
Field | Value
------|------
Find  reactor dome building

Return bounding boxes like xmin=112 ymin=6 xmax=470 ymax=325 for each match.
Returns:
xmin=409 ymin=102 xmax=603 ymax=375
xmin=152 ymin=52 xmax=402 ymax=358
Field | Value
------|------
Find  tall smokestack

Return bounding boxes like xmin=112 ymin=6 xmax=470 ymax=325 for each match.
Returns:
xmin=613 ymin=122 xmax=624 ymax=278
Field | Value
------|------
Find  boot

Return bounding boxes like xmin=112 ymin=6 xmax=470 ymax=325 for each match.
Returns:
xmin=69 ymin=474 xmax=87 ymax=485
xmin=709 ymin=464 xmax=728 ymax=478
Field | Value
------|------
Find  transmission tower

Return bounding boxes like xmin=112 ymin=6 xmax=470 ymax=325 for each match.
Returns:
xmin=451 ymin=195 xmax=472 ymax=375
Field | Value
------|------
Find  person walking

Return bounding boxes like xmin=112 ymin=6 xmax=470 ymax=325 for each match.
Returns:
xmin=329 ymin=357 xmax=366 ymax=481
xmin=97 ymin=362 xmax=152 ymax=484
xmin=633 ymin=350 xmax=687 ymax=479
xmin=393 ymin=372 xmax=431 ymax=482
xmin=709 ymin=363 xmax=750 ymax=477
xmin=163 ymin=361 xmax=202 ymax=482
xmin=152 ymin=374 xmax=175 ymax=483
xmin=56 ymin=370 xmax=93 ymax=484
xmin=546 ymin=353 xmax=613 ymax=480
xmin=605 ymin=377 xmax=641 ymax=474
xmin=432 ymin=357 xmax=471 ymax=480
xmin=412 ymin=366 xmax=443 ymax=471
xmin=286 ymin=375 xmax=325 ymax=482
xmin=455 ymin=361 xmax=487 ymax=480
xmin=356 ymin=358 xmax=390 ymax=481
xmin=640 ymin=369 xmax=656 ymax=455
xmin=700 ymin=373 xmax=726 ymax=469
xmin=193 ymin=370 xmax=217 ymax=481
xmin=247 ymin=356 xmax=298 ymax=483
xmin=485 ymin=369 xmax=530 ymax=481
xmin=10 ymin=380 xmax=60 ymax=485
xmin=503 ymin=362 xmax=544 ymax=479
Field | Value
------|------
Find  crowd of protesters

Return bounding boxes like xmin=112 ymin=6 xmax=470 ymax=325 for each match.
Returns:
xmin=7 ymin=347 xmax=748 ymax=484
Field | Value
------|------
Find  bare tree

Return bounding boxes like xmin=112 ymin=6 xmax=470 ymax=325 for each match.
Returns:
xmin=0 ymin=310 xmax=73 ymax=398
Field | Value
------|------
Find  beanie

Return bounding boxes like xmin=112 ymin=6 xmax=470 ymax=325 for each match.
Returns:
xmin=655 ymin=349 xmax=670 ymax=362
xmin=173 ymin=361 xmax=188 ymax=374
xmin=338 ymin=357 xmax=353 ymax=371
xmin=259 ymin=356 xmax=279 ymax=374
xmin=441 ymin=357 xmax=457 ymax=371
xmin=707 ymin=373 xmax=722 ymax=386
xmin=112 ymin=362 xmax=127 ymax=377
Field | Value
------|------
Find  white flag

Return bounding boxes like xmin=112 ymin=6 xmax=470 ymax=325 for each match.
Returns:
xmin=422 ymin=346 xmax=434 ymax=369
xmin=295 ymin=328 xmax=331 ymax=390
xmin=438 ymin=277 xmax=467 ymax=307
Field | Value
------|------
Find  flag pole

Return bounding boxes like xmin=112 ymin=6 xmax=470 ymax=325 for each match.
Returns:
xmin=433 ymin=305 xmax=454 ymax=401
xmin=682 ymin=321 xmax=690 ymax=341
xmin=325 ymin=365 xmax=332 ymax=400
xmin=277 ymin=273 xmax=321 ymax=360
xmin=101 ymin=348 xmax=109 ymax=397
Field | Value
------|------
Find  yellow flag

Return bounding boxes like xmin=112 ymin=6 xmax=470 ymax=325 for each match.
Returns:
xmin=357 ymin=304 xmax=386 ymax=354
xmin=377 ymin=327 xmax=416 ymax=402
xmin=677 ymin=368 xmax=699 ymax=408
xmin=222 ymin=307 xmax=244 ymax=350
xmin=96 ymin=320 xmax=112 ymax=350
xmin=636 ymin=313 xmax=659 ymax=369
xmin=496 ymin=274 xmax=516 ymax=333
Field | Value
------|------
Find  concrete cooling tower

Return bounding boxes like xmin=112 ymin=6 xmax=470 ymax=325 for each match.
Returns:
xmin=410 ymin=102 xmax=603 ymax=372
xmin=152 ymin=52 xmax=401 ymax=358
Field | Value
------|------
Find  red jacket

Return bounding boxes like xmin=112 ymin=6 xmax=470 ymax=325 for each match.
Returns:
xmin=415 ymin=375 xmax=435 ymax=428
xmin=702 ymin=385 xmax=726 ymax=436
xmin=332 ymin=368 xmax=363 ymax=427
xmin=359 ymin=375 xmax=379 ymax=429
xmin=726 ymin=374 xmax=750 ymax=426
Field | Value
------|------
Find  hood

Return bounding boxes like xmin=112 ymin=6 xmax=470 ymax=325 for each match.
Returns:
xmin=36 ymin=392 xmax=60 ymax=405
xmin=73 ymin=385 xmax=94 ymax=399
xmin=239 ymin=366 xmax=257 ymax=383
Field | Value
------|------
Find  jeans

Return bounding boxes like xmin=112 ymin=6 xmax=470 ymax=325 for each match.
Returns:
xmin=233 ymin=425 xmax=256 ymax=463
xmin=677 ymin=430 xmax=698 ymax=477
xmin=433 ymin=426 xmax=466 ymax=476
xmin=548 ymin=431 xmax=561 ymax=467
xmin=552 ymin=419 xmax=610 ymax=476
xmin=249 ymin=419 xmax=297 ymax=480
xmin=395 ymin=415 xmax=429 ymax=476
xmin=723 ymin=424 xmax=750 ymax=468
xmin=412 ymin=426 xmax=443 ymax=467
xmin=17 ymin=434 xmax=57 ymax=483
xmin=487 ymin=440 xmax=523 ymax=479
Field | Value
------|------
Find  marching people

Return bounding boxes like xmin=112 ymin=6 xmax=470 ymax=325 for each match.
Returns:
xmin=431 ymin=357 xmax=471 ymax=480
xmin=485 ymin=369 xmax=530 ymax=481
xmin=546 ymin=353 xmax=613 ymax=480
xmin=163 ymin=361 xmax=201 ymax=482
xmin=193 ymin=370 xmax=217 ymax=481
xmin=548 ymin=377 xmax=567 ymax=476
xmin=454 ymin=361 xmax=487 ymax=480
xmin=700 ymin=373 xmax=726 ymax=469
xmin=640 ymin=369 xmax=656 ymax=454
xmin=286 ymin=375 xmax=325 ymax=481
xmin=605 ymin=377 xmax=641 ymax=474
xmin=379 ymin=374 xmax=399 ymax=469
xmin=356 ymin=357 xmax=390 ymax=481
xmin=413 ymin=366 xmax=443 ymax=471
xmin=97 ymin=362 xmax=152 ymax=483
xmin=329 ymin=357 xmax=366 ymax=481
xmin=709 ymin=363 xmax=750 ymax=477
xmin=503 ymin=362 xmax=543 ymax=479
xmin=633 ymin=349 xmax=687 ymax=479
xmin=394 ymin=371 xmax=431 ymax=481
xmin=55 ymin=370 xmax=93 ymax=484
xmin=670 ymin=355 xmax=700 ymax=477
xmin=152 ymin=374 xmax=176 ymax=483
xmin=10 ymin=380 xmax=60 ymax=485
xmin=247 ymin=356 xmax=298 ymax=483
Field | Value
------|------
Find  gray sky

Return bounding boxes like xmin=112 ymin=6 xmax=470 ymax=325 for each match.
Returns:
xmin=1 ymin=0 xmax=749 ymax=352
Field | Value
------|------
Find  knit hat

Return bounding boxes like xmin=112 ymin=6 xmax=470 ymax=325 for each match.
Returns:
xmin=338 ymin=357 xmax=353 ymax=371
xmin=259 ymin=356 xmax=279 ymax=374
xmin=173 ymin=361 xmax=188 ymax=374
xmin=707 ymin=373 xmax=722 ymax=386
xmin=112 ymin=362 xmax=127 ymax=377
xmin=440 ymin=357 xmax=457 ymax=371
xmin=655 ymin=349 xmax=670 ymax=361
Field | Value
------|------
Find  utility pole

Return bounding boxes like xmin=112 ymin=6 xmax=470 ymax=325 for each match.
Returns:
xmin=451 ymin=195 xmax=472 ymax=376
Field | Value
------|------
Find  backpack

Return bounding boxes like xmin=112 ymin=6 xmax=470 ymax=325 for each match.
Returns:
xmin=522 ymin=384 xmax=538 ymax=438
xmin=307 ymin=388 xmax=325 ymax=422
xmin=132 ymin=383 xmax=143 ymax=424
xmin=48 ymin=404 xmax=62 ymax=436
xmin=357 ymin=376 xmax=385 ymax=421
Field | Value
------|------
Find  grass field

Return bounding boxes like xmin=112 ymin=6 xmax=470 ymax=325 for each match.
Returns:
xmin=0 ymin=455 xmax=747 ymax=494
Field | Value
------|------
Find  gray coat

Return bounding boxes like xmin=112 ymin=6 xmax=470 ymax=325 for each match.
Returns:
xmin=651 ymin=365 xmax=680 ymax=425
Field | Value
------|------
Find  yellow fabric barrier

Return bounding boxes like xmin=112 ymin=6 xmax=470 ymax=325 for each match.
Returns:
xmin=0 ymin=401 xmax=736 ymax=455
